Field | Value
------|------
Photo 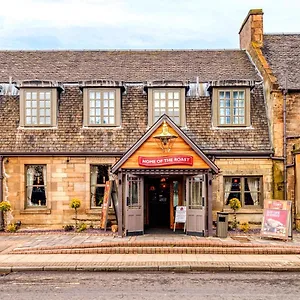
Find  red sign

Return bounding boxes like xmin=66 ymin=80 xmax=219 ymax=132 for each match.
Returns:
xmin=138 ymin=155 xmax=193 ymax=167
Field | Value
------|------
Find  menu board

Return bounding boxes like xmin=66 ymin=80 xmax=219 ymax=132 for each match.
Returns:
xmin=261 ymin=200 xmax=292 ymax=240
xmin=100 ymin=181 xmax=112 ymax=230
xmin=175 ymin=206 xmax=186 ymax=223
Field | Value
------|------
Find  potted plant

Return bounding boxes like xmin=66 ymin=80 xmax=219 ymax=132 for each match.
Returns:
xmin=229 ymin=197 xmax=241 ymax=229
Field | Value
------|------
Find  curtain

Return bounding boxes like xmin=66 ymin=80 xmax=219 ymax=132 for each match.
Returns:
xmin=247 ymin=177 xmax=259 ymax=205
xmin=224 ymin=177 xmax=232 ymax=205
xmin=42 ymin=165 xmax=47 ymax=205
xmin=26 ymin=166 xmax=35 ymax=206
xmin=90 ymin=166 xmax=98 ymax=207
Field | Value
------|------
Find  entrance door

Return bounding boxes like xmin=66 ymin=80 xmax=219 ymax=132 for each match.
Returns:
xmin=125 ymin=175 xmax=144 ymax=235
xmin=186 ymin=175 xmax=206 ymax=235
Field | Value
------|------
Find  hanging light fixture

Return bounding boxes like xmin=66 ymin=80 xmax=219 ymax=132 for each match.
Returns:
xmin=153 ymin=121 xmax=178 ymax=152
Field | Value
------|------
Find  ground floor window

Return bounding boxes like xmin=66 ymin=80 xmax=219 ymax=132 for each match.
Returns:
xmin=90 ymin=165 xmax=110 ymax=208
xmin=26 ymin=165 xmax=47 ymax=207
xmin=224 ymin=176 xmax=262 ymax=207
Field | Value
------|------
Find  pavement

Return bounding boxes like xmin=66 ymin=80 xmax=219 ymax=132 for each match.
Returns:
xmin=1 ymin=229 xmax=300 ymax=272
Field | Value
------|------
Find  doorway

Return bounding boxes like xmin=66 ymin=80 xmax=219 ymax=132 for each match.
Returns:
xmin=145 ymin=176 xmax=183 ymax=229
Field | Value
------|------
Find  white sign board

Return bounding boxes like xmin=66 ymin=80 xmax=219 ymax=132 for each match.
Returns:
xmin=175 ymin=206 xmax=186 ymax=223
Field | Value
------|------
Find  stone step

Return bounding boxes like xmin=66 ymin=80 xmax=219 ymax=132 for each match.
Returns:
xmin=11 ymin=246 xmax=300 ymax=255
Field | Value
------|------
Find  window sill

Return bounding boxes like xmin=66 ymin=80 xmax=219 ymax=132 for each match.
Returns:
xmin=223 ymin=208 xmax=263 ymax=214
xmin=85 ymin=208 xmax=115 ymax=214
xmin=20 ymin=208 xmax=51 ymax=214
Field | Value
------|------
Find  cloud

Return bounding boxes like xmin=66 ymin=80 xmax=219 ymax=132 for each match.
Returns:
xmin=0 ymin=0 xmax=299 ymax=49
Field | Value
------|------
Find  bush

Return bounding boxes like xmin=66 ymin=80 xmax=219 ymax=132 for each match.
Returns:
xmin=69 ymin=198 xmax=81 ymax=228
xmin=6 ymin=223 xmax=18 ymax=233
xmin=239 ymin=222 xmax=250 ymax=233
xmin=77 ymin=223 xmax=87 ymax=232
xmin=229 ymin=198 xmax=241 ymax=229
xmin=0 ymin=201 xmax=11 ymax=212
xmin=63 ymin=224 xmax=74 ymax=232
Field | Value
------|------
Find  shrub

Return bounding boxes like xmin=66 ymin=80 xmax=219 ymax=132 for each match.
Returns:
xmin=63 ymin=224 xmax=74 ymax=232
xmin=239 ymin=222 xmax=250 ymax=233
xmin=69 ymin=198 xmax=81 ymax=228
xmin=229 ymin=198 xmax=241 ymax=229
xmin=6 ymin=223 xmax=18 ymax=233
xmin=77 ymin=223 xmax=87 ymax=232
xmin=0 ymin=201 xmax=11 ymax=212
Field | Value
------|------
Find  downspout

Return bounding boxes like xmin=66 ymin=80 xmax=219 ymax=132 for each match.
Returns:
xmin=283 ymin=88 xmax=287 ymax=201
xmin=0 ymin=156 xmax=3 ymax=230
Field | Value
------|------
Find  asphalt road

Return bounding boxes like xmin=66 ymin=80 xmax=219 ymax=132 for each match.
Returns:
xmin=1 ymin=271 xmax=300 ymax=300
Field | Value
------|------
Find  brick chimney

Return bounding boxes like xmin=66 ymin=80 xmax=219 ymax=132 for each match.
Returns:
xmin=239 ymin=9 xmax=264 ymax=50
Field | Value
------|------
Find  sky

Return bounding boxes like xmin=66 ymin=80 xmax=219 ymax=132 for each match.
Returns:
xmin=0 ymin=0 xmax=299 ymax=50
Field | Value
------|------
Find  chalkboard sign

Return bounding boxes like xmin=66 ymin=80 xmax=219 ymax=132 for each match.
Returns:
xmin=174 ymin=206 xmax=186 ymax=232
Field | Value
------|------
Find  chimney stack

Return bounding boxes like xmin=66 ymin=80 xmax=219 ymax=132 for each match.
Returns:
xmin=239 ymin=9 xmax=264 ymax=50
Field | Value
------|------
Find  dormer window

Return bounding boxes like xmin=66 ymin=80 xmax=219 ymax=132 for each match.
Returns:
xmin=148 ymin=88 xmax=186 ymax=126
xmin=212 ymin=87 xmax=250 ymax=127
xmin=20 ymin=88 xmax=58 ymax=127
xmin=83 ymin=88 xmax=121 ymax=127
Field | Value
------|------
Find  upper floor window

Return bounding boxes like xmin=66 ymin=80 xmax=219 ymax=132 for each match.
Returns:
xmin=83 ymin=88 xmax=121 ymax=126
xmin=212 ymin=88 xmax=250 ymax=127
xmin=148 ymin=88 xmax=186 ymax=126
xmin=20 ymin=89 xmax=57 ymax=127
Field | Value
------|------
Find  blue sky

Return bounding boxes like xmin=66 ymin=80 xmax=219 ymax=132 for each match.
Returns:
xmin=0 ymin=0 xmax=299 ymax=50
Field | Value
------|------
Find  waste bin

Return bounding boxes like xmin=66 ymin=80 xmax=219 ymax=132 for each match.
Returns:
xmin=216 ymin=212 xmax=228 ymax=238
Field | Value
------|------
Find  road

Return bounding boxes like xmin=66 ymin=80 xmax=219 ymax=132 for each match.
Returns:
xmin=1 ymin=271 xmax=300 ymax=300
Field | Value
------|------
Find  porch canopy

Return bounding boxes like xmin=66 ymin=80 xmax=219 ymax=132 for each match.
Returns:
xmin=112 ymin=115 xmax=219 ymax=237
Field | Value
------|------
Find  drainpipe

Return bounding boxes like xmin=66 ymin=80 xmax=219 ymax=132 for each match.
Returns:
xmin=283 ymin=88 xmax=287 ymax=201
xmin=0 ymin=156 xmax=3 ymax=230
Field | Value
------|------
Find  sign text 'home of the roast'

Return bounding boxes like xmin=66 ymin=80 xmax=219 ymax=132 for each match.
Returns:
xmin=138 ymin=155 xmax=193 ymax=167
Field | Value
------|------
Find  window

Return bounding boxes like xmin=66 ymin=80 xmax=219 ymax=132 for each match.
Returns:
xmin=20 ymin=89 xmax=57 ymax=127
xmin=148 ymin=88 xmax=186 ymax=126
xmin=26 ymin=165 xmax=47 ymax=207
xmin=213 ymin=88 xmax=250 ymax=126
xmin=83 ymin=88 xmax=121 ymax=126
xmin=187 ymin=176 xmax=204 ymax=209
xmin=224 ymin=176 xmax=262 ymax=207
xmin=90 ymin=165 xmax=110 ymax=208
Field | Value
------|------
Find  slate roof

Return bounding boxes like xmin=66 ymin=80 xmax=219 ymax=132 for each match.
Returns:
xmin=0 ymin=85 xmax=271 ymax=154
xmin=263 ymin=34 xmax=300 ymax=90
xmin=0 ymin=50 xmax=260 ymax=83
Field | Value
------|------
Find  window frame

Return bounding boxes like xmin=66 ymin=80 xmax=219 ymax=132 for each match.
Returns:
xmin=25 ymin=164 xmax=47 ymax=208
xmin=212 ymin=87 xmax=250 ymax=127
xmin=83 ymin=88 xmax=121 ymax=127
xmin=148 ymin=88 xmax=186 ymax=126
xmin=223 ymin=176 xmax=263 ymax=208
xmin=20 ymin=88 xmax=58 ymax=127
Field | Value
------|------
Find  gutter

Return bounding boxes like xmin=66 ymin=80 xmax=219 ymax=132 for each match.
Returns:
xmin=0 ymin=152 xmax=123 ymax=157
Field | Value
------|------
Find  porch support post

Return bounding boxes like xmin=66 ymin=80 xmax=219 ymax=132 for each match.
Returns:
xmin=207 ymin=171 xmax=213 ymax=237
xmin=117 ymin=171 xmax=123 ymax=237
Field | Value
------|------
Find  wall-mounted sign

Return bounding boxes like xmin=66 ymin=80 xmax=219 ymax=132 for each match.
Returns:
xmin=138 ymin=155 xmax=193 ymax=167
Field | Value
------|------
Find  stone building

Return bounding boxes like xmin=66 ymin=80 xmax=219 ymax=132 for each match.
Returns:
xmin=0 ymin=12 xmax=275 ymax=235
xmin=239 ymin=9 xmax=300 ymax=228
